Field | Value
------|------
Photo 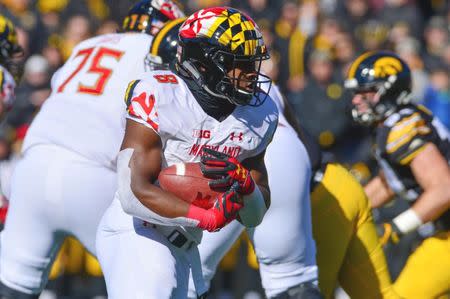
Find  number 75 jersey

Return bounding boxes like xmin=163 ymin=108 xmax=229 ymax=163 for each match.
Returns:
xmin=23 ymin=33 xmax=154 ymax=169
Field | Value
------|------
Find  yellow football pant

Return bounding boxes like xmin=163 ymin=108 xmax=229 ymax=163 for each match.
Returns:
xmin=393 ymin=231 xmax=450 ymax=299
xmin=49 ymin=237 xmax=103 ymax=280
xmin=311 ymin=163 xmax=399 ymax=299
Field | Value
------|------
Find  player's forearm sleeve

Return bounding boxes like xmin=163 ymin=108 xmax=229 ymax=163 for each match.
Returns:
xmin=238 ymin=185 xmax=267 ymax=227
xmin=116 ymin=148 xmax=199 ymax=227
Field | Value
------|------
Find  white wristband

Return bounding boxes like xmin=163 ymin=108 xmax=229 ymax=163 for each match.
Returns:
xmin=238 ymin=185 xmax=267 ymax=228
xmin=392 ymin=209 xmax=423 ymax=235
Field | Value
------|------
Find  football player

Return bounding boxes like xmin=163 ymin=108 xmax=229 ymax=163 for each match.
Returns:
xmin=95 ymin=7 xmax=278 ymax=298
xmin=0 ymin=15 xmax=23 ymax=119
xmin=0 ymin=15 xmax=24 ymax=227
xmin=187 ymin=82 xmax=399 ymax=299
xmin=346 ymin=51 xmax=450 ymax=298
xmin=0 ymin=1 xmax=185 ymax=298
xmin=186 ymin=83 xmax=321 ymax=299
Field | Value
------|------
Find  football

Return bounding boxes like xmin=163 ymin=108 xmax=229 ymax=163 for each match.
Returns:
xmin=158 ymin=162 xmax=222 ymax=209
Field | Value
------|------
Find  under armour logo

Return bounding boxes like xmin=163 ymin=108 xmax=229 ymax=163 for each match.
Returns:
xmin=193 ymin=192 xmax=213 ymax=209
xmin=230 ymin=132 xmax=243 ymax=141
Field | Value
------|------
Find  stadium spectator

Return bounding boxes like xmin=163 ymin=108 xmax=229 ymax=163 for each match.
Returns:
xmin=289 ymin=50 xmax=351 ymax=150
xmin=337 ymin=0 xmax=375 ymax=39
xmin=333 ymin=31 xmax=356 ymax=74
xmin=422 ymin=67 xmax=450 ymax=130
xmin=231 ymin=0 xmax=278 ymax=26
xmin=7 ymin=55 xmax=51 ymax=127
xmin=395 ymin=37 xmax=429 ymax=102
xmin=355 ymin=19 xmax=389 ymax=52
xmin=272 ymin=0 xmax=305 ymax=94
xmin=422 ymin=16 xmax=449 ymax=71
xmin=378 ymin=0 xmax=424 ymax=39
xmin=59 ymin=15 xmax=92 ymax=60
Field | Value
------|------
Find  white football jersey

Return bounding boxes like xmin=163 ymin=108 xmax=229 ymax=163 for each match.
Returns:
xmin=23 ymin=33 xmax=154 ymax=169
xmin=0 ymin=65 xmax=16 ymax=109
xmin=263 ymin=82 xmax=290 ymax=128
xmin=126 ymin=70 xmax=279 ymax=167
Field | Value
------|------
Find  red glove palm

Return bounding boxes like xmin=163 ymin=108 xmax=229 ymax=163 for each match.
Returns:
xmin=187 ymin=184 xmax=243 ymax=232
xmin=200 ymin=148 xmax=255 ymax=195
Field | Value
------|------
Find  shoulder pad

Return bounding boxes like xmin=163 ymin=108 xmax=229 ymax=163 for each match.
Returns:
xmin=383 ymin=109 xmax=434 ymax=165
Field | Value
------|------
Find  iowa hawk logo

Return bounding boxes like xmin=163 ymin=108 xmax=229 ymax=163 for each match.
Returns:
xmin=373 ymin=57 xmax=403 ymax=78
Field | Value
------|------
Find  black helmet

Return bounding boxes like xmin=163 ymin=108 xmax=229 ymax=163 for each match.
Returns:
xmin=122 ymin=0 xmax=184 ymax=36
xmin=145 ymin=17 xmax=186 ymax=70
xmin=0 ymin=15 xmax=24 ymax=82
xmin=344 ymin=51 xmax=412 ymax=125
xmin=177 ymin=7 xmax=271 ymax=106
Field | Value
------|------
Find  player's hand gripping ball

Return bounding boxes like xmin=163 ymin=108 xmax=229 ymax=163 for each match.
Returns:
xmin=200 ymin=148 xmax=255 ymax=195
xmin=158 ymin=162 xmax=223 ymax=209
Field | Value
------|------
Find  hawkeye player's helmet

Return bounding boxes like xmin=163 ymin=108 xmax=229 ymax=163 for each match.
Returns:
xmin=344 ymin=51 xmax=412 ymax=126
xmin=0 ymin=15 xmax=24 ymax=82
xmin=122 ymin=0 xmax=184 ymax=36
xmin=177 ymin=7 xmax=271 ymax=106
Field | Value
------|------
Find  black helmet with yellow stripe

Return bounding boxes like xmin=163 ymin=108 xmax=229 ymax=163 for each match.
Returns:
xmin=0 ymin=15 xmax=24 ymax=82
xmin=145 ymin=17 xmax=186 ymax=70
xmin=344 ymin=51 xmax=412 ymax=125
xmin=122 ymin=0 xmax=184 ymax=36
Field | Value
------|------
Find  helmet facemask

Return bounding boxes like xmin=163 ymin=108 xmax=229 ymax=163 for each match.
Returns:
xmin=144 ymin=53 xmax=167 ymax=71
xmin=211 ymin=49 xmax=271 ymax=106
xmin=0 ymin=38 xmax=24 ymax=83
xmin=178 ymin=7 xmax=272 ymax=107
xmin=348 ymin=85 xmax=386 ymax=126
xmin=179 ymin=43 xmax=271 ymax=106
xmin=345 ymin=69 xmax=412 ymax=126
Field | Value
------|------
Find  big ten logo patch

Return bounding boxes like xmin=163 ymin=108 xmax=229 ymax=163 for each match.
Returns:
xmin=193 ymin=129 xmax=211 ymax=139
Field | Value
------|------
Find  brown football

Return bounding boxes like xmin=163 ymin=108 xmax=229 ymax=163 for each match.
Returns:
xmin=158 ymin=162 xmax=221 ymax=209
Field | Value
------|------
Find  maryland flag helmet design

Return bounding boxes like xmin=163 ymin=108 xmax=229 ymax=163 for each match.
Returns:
xmin=179 ymin=7 xmax=266 ymax=56
xmin=177 ymin=7 xmax=270 ymax=106
xmin=0 ymin=15 xmax=24 ymax=82
xmin=344 ymin=51 xmax=412 ymax=125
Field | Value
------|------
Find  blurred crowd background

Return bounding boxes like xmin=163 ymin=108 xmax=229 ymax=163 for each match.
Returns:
xmin=0 ymin=0 xmax=448 ymax=298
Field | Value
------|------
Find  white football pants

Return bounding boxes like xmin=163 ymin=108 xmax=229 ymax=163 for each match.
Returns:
xmin=0 ymin=144 xmax=116 ymax=294
xmin=96 ymin=197 xmax=207 ymax=299
xmin=188 ymin=124 xmax=318 ymax=298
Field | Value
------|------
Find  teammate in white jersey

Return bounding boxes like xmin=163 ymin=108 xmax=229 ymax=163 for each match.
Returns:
xmin=0 ymin=1 xmax=184 ymax=298
xmin=95 ymin=7 xmax=278 ymax=298
xmin=186 ymin=83 xmax=322 ymax=299
xmin=0 ymin=15 xmax=23 ymax=119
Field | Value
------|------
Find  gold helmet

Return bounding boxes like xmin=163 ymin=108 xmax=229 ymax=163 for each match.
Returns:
xmin=0 ymin=15 xmax=24 ymax=82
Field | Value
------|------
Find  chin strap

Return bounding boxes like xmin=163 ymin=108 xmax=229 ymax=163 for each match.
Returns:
xmin=180 ymin=60 xmax=236 ymax=104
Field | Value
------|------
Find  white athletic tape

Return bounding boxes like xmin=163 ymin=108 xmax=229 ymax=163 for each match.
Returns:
xmin=175 ymin=163 xmax=186 ymax=176
xmin=392 ymin=208 xmax=423 ymax=234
